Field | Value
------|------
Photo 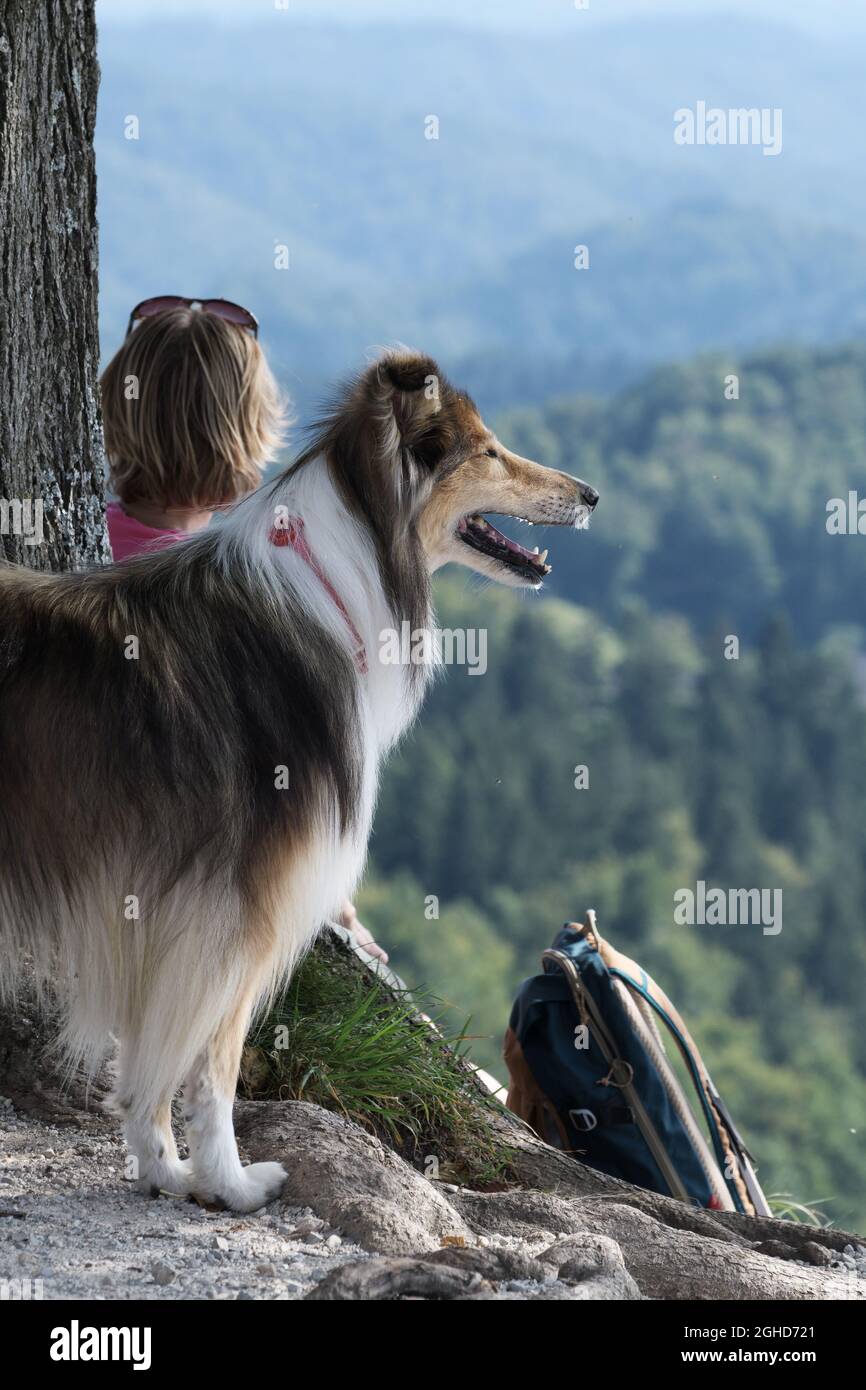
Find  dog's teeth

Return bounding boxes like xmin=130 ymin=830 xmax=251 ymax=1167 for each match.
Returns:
xmin=539 ymin=549 xmax=549 ymax=564
xmin=533 ymin=546 xmax=540 ymax=555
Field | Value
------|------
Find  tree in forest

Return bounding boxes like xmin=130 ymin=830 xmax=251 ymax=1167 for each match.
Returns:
xmin=0 ymin=0 xmax=108 ymax=572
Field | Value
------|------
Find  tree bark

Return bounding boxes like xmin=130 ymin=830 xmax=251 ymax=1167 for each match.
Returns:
xmin=0 ymin=0 xmax=107 ymax=571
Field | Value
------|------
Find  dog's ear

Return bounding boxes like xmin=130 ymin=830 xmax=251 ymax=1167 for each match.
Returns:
xmin=371 ymin=350 xmax=444 ymax=460
xmin=383 ymin=352 xmax=438 ymax=398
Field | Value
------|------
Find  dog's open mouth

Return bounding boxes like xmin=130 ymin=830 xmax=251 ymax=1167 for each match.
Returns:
xmin=456 ymin=513 xmax=554 ymax=583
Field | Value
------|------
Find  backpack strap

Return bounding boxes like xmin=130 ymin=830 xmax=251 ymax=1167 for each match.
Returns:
xmin=593 ymin=928 xmax=771 ymax=1217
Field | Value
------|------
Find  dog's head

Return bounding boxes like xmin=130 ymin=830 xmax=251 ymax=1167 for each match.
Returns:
xmin=304 ymin=348 xmax=598 ymax=590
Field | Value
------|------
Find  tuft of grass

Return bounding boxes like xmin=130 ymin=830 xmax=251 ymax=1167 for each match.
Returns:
xmin=241 ymin=938 xmax=515 ymax=1189
xmin=767 ymin=1193 xmax=833 ymax=1227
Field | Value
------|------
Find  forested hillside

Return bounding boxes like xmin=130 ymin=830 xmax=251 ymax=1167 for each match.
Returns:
xmin=362 ymin=345 xmax=866 ymax=1231
xmin=497 ymin=344 xmax=866 ymax=640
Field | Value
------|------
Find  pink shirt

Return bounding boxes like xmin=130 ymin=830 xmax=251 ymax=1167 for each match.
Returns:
xmin=106 ymin=501 xmax=190 ymax=562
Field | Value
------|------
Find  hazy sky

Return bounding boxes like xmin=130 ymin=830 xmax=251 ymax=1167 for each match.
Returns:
xmin=95 ymin=0 xmax=866 ymax=36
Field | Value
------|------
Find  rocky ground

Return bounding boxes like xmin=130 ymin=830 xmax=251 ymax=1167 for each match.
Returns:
xmin=0 ymin=1101 xmax=371 ymax=1301
xmin=0 ymin=1099 xmax=614 ymax=1301
xmin=3 ymin=948 xmax=865 ymax=1303
xmin=3 ymin=1090 xmax=865 ymax=1302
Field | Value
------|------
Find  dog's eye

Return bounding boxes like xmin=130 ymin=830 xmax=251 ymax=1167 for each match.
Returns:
xmin=484 ymin=448 xmax=499 ymax=459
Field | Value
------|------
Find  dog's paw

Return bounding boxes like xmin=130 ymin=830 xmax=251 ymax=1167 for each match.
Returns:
xmin=135 ymin=1157 xmax=196 ymax=1200
xmin=203 ymin=1161 xmax=288 ymax=1214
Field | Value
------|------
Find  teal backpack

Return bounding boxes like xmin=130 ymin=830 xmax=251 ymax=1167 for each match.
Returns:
xmin=504 ymin=911 xmax=770 ymax=1216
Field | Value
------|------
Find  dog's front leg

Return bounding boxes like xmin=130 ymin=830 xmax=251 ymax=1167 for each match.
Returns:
xmin=182 ymin=992 xmax=287 ymax=1213
xmin=110 ymin=1063 xmax=194 ymax=1199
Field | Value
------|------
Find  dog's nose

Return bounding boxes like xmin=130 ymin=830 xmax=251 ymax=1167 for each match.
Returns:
xmin=581 ymin=484 xmax=599 ymax=510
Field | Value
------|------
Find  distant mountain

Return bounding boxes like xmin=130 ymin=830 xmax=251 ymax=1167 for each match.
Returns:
xmin=96 ymin=16 xmax=866 ymax=408
xmin=425 ymin=199 xmax=866 ymax=408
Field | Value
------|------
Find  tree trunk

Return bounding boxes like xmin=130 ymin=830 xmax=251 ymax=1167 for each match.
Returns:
xmin=0 ymin=0 xmax=107 ymax=571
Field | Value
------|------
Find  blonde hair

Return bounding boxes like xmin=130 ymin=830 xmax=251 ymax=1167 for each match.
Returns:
xmin=100 ymin=307 xmax=287 ymax=508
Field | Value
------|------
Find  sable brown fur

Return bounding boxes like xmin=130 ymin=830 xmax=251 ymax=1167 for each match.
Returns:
xmin=0 ymin=347 xmax=597 ymax=1211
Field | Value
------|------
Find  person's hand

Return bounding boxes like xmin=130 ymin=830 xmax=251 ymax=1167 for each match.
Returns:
xmin=340 ymin=900 xmax=389 ymax=964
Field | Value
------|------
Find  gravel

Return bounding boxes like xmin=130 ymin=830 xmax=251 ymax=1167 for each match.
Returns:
xmin=0 ymin=1101 xmax=587 ymax=1302
xmin=830 ymin=1243 xmax=866 ymax=1280
xmin=0 ymin=1099 xmax=373 ymax=1301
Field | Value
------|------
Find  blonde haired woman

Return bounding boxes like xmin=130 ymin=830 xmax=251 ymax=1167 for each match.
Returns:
xmin=101 ymin=296 xmax=283 ymax=557
xmin=100 ymin=295 xmax=388 ymax=962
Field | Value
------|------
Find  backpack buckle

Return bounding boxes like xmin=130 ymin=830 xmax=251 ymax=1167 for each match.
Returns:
xmin=599 ymin=1058 xmax=634 ymax=1089
xmin=569 ymin=1108 xmax=598 ymax=1132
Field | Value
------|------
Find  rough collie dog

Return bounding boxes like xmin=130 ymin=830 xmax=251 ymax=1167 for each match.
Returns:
xmin=0 ymin=350 xmax=597 ymax=1211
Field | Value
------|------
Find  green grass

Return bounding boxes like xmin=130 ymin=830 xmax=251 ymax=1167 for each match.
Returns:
xmin=241 ymin=938 xmax=516 ymax=1188
xmin=766 ymin=1193 xmax=833 ymax=1227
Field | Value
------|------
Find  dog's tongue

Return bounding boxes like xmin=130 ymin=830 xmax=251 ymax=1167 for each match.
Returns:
xmin=463 ymin=514 xmax=548 ymax=566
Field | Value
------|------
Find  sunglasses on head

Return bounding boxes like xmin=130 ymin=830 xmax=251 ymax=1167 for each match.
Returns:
xmin=126 ymin=296 xmax=259 ymax=339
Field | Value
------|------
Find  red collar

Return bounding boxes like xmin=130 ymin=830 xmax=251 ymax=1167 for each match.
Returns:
xmin=269 ymin=516 xmax=368 ymax=675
